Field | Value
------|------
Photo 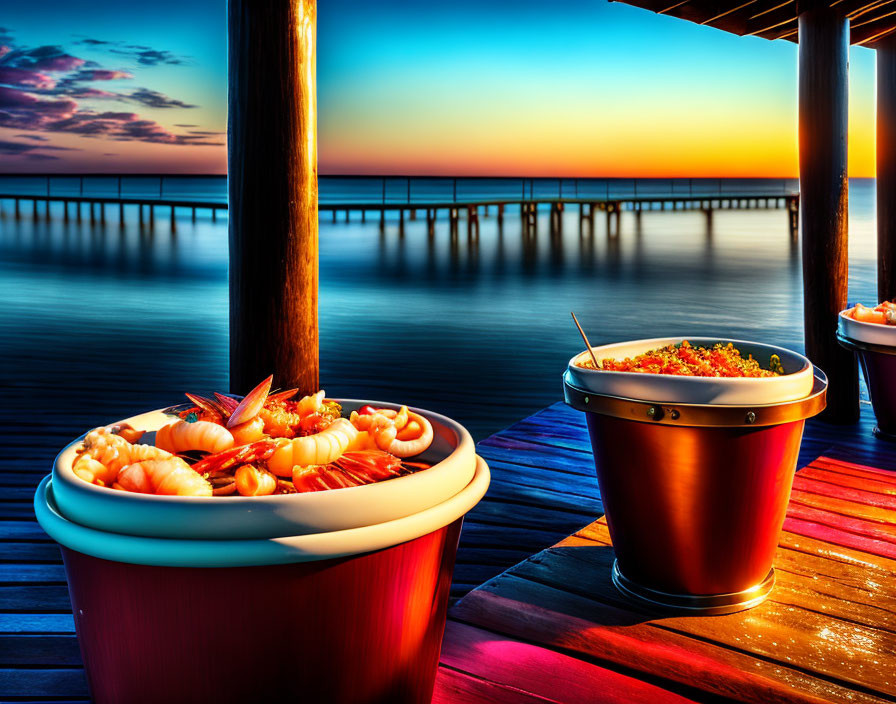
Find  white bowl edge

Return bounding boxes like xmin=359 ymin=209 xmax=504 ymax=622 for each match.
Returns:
xmin=51 ymin=400 xmax=478 ymax=539
xmin=839 ymin=307 xmax=896 ymax=347
xmin=35 ymin=456 xmax=490 ymax=567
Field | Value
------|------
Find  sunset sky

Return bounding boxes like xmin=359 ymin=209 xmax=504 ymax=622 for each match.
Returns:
xmin=0 ymin=0 xmax=879 ymax=177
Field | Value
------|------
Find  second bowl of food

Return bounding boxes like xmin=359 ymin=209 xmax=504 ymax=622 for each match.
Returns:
xmin=567 ymin=336 xmax=814 ymax=405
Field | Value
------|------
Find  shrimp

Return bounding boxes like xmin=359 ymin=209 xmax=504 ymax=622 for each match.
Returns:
xmin=853 ymin=303 xmax=887 ymax=325
xmin=266 ymin=418 xmax=358 ymax=477
xmin=234 ymin=464 xmax=277 ymax=496
xmin=371 ymin=411 xmax=434 ymax=458
xmin=109 ymin=423 xmax=145 ymax=444
xmin=155 ymin=420 xmax=234 ymax=455
xmin=115 ymin=457 xmax=212 ymax=496
xmin=346 ymin=430 xmax=378 ymax=452
xmin=73 ymin=427 xmax=173 ymax=486
xmin=229 ymin=416 xmax=266 ymax=446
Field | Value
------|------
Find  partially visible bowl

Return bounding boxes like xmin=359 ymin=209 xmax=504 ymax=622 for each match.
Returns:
xmin=51 ymin=400 xmax=477 ymax=539
xmin=566 ymin=337 xmax=814 ymax=405
xmin=838 ymin=307 xmax=896 ymax=346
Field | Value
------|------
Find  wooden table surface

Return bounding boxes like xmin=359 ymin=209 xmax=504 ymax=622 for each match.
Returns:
xmin=433 ymin=454 xmax=896 ymax=703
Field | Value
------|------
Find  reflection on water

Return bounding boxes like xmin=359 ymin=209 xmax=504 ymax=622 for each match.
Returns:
xmin=0 ymin=182 xmax=880 ymax=440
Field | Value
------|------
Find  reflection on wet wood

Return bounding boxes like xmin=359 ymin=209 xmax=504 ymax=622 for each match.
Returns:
xmin=438 ymin=454 xmax=896 ymax=703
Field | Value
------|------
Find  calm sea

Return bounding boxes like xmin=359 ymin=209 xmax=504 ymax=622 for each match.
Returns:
xmin=0 ymin=177 xmax=877 ymax=441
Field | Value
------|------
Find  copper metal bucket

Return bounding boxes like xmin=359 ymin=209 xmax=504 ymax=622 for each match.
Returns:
xmin=838 ymin=333 xmax=896 ymax=440
xmin=563 ymin=369 xmax=827 ymax=615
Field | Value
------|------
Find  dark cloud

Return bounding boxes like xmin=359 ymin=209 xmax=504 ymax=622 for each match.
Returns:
xmin=187 ymin=130 xmax=223 ymax=135
xmin=0 ymin=138 xmax=78 ymax=157
xmin=3 ymin=45 xmax=85 ymax=72
xmin=111 ymin=47 xmax=186 ymax=66
xmin=0 ymin=138 xmax=38 ymax=154
xmin=71 ymin=69 xmax=131 ymax=81
xmin=66 ymin=87 xmax=119 ymax=99
xmin=0 ymin=86 xmax=77 ymax=114
xmin=175 ymin=123 xmax=198 ymax=127
xmin=51 ymin=68 xmax=132 ymax=99
xmin=126 ymin=88 xmax=195 ymax=109
xmin=0 ymin=66 xmax=55 ymax=89
xmin=26 ymin=153 xmax=59 ymax=160
xmin=0 ymin=34 xmax=213 ymax=149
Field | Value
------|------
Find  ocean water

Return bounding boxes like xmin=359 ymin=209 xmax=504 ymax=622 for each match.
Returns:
xmin=0 ymin=177 xmax=877 ymax=441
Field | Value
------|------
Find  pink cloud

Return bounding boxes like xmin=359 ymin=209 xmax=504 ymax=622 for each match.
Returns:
xmin=0 ymin=86 xmax=76 ymax=115
xmin=28 ymin=54 xmax=85 ymax=72
xmin=67 ymin=87 xmax=118 ymax=99
xmin=78 ymin=69 xmax=131 ymax=81
xmin=0 ymin=46 xmax=10 ymax=60
xmin=0 ymin=66 xmax=56 ymax=90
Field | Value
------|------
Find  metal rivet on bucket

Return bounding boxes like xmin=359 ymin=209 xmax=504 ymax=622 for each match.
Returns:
xmin=746 ymin=411 xmax=757 ymax=424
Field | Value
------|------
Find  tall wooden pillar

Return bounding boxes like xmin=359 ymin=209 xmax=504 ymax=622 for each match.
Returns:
xmin=878 ymin=32 xmax=896 ymax=302
xmin=228 ymin=0 xmax=319 ymax=395
xmin=798 ymin=4 xmax=858 ymax=422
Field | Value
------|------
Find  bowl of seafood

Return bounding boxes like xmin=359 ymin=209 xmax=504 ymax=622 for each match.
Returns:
xmin=34 ymin=376 xmax=490 ymax=704
xmin=839 ymin=302 xmax=896 ymax=346
xmin=564 ymin=337 xmax=826 ymax=615
xmin=50 ymin=377 xmax=477 ymax=538
xmin=567 ymin=337 xmax=814 ymax=405
xmin=838 ymin=302 xmax=896 ymax=440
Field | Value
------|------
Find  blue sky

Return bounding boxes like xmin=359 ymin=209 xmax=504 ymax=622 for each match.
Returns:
xmin=0 ymin=1 xmax=879 ymax=175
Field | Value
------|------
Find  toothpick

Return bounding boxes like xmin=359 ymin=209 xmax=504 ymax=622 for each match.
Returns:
xmin=570 ymin=312 xmax=600 ymax=369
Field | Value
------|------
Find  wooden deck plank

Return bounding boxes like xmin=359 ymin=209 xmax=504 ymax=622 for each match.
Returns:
xmin=450 ymin=579 xmax=889 ymax=704
xmin=0 ymin=669 xmax=88 ymax=698
xmin=445 ymin=455 xmax=896 ymax=704
xmin=439 ymin=621 xmax=700 ymax=704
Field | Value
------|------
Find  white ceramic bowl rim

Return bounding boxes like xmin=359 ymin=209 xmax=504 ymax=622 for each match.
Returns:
xmin=565 ymin=337 xmax=815 ymax=406
xmin=838 ymin=307 xmax=896 ymax=346
xmin=53 ymin=399 xmax=474 ymax=505
xmin=568 ymin=336 xmax=811 ymax=383
xmin=34 ymin=456 xmax=490 ymax=568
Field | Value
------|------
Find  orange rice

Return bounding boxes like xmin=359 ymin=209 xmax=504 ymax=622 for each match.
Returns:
xmin=577 ymin=340 xmax=782 ymax=378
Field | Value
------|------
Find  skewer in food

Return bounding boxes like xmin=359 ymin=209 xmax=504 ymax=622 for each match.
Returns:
xmin=71 ymin=376 xmax=435 ymax=497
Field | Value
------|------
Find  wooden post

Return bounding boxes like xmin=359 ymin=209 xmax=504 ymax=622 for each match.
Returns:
xmin=878 ymin=32 xmax=896 ymax=301
xmin=798 ymin=4 xmax=858 ymax=422
xmin=229 ymin=0 xmax=318 ymax=395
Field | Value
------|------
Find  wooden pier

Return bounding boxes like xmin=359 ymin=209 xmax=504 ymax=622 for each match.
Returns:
xmin=0 ymin=191 xmax=800 ymax=238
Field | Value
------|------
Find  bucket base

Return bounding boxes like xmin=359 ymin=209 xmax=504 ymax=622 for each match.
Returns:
xmin=873 ymin=425 xmax=896 ymax=443
xmin=611 ymin=561 xmax=775 ymax=616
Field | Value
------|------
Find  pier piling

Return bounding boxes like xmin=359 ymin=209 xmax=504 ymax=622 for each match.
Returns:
xmin=798 ymin=3 xmax=858 ymax=422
